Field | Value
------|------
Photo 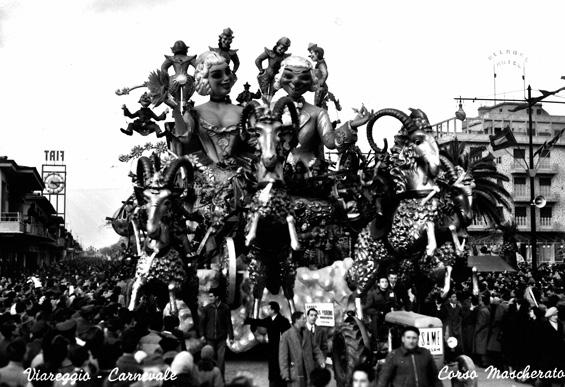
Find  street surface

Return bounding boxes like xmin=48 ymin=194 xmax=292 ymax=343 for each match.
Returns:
xmin=225 ymin=349 xmax=530 ymax=386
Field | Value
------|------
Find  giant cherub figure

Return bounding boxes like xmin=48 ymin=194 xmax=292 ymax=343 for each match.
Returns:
xmin=120 ymin=92 xmax=168 ymax=137
xmin=161 ymin=40 xmax=197 ymax=109
xmin=255 ymin=37 xmax=291 ymax=97
xmin=209 ymin=28 xmax=240 ymax=73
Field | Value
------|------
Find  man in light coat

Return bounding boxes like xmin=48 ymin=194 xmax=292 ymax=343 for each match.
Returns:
xmin=279 ymin=311 xmax=325 ymax=387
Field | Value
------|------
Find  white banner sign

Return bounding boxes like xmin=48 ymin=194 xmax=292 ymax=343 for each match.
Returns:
xmin=304 ymin=303 xmax=335 ymax=327
xmin=418 ymin=327 xmax=443 ymax=355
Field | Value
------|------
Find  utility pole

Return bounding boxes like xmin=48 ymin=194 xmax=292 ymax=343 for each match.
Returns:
xmin=527 ymin=85 xmax=538 ymax=278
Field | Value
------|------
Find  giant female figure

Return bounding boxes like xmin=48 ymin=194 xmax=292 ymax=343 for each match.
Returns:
xmin=273 ymin=56 xmax=370 ymax=169
xmin=171 ymin=51 xmax=254 ymax=165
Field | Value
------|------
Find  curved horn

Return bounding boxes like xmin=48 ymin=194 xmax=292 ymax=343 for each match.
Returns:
xmin=136 ymin=157 xmax=154 ymax=187
xmin=164 ymin=157 xmax=194 ymax=187
xmin=440 ymin=155 xmax=458 ymax=184
xmin=366 ymin=109 xmax=417 ymax=152
xmin=272 ymin=96 xmax=299 ymax=129
xmin=239 ymin=100 xmax=263 ymax=132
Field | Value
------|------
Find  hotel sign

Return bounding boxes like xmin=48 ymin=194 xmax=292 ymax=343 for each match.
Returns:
xmin=488 ymin=49 xmax=527 ymax=70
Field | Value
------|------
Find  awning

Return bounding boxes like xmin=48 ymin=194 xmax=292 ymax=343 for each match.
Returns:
xmin=469 ymin=232 xmax=565 ymax=245
xmin=468 ymin=255 xmax=516 ymax=272
xmin=514 ymin=232 xmax=565 ymax=243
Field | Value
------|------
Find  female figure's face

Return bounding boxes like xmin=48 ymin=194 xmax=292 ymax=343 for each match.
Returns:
xmin=208 ymin=62 xmax=233 ymax=97
xmin=280 ymin=66 xmax=313 ymax=99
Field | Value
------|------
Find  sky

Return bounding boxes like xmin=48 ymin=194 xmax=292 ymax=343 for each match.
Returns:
xmin=1 ymin=0 xmax=565 ymax=248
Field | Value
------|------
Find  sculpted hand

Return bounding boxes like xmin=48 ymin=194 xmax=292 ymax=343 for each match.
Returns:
xmin=350 ymin=104 xmax=374 ymax=128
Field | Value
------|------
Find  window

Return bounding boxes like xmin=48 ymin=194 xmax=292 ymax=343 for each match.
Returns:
xmin=537 ymin=108 xmax=543 ymax=115
xmin=539 ymin=150 xmax=551 ymax=169
xmin=539 ymin=177 xmax=552 ymax=196
xmin=515 ymin=207 xmax=527 ymax=226
xmin=513 ymin=177 xmax=527 ymax=196
xmin=470 ymin=146 xmax=484 ymax=163
xmin=540 ymin=207 xmax=552 ymax=227
xmin=514 ymin=148 xmax=525 ymax=159
xmin=495 ymin=157 xmax=502 ymax=164
xmin=514 ymin=149 xmax=526 ymax=168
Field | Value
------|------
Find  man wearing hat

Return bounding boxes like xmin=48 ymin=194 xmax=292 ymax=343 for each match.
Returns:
xmin=56 ymin=319 xmax=78 ymax=344
xmin=255 ymin=37 xmax=291 ymax=96
xmin=210 ymin=27 xmax=240 ymax=73
xmin=236 ymin=82 xmax=261 ymax=106
xmin=537 ymin=306 xmax=565 ymax=381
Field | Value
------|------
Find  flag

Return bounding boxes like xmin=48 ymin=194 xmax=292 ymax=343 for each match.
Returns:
xmin=534 ymin=128 xmax=565 ymax=157
xmin=489 ymin=127 xmax=517 ymax=151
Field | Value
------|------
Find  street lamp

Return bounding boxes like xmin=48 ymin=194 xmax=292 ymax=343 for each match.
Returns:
xmin=455 ymin=98 xmax=466 ymax=121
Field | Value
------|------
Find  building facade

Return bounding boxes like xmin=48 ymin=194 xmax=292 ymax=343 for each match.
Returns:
xmin=434 ymin=102 xmax=565 ymax=263
xmin=0 ymin=157 xmax=77 ymax=275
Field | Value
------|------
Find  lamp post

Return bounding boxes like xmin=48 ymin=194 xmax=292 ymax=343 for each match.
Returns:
xmin=526 ymin=85 xmax=538 ymax=278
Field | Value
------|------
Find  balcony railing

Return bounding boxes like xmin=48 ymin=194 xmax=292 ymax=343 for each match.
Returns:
xmin=539 ymin=186 xmax=551 ymax=197
xmin=0 ymin=212 xmax=25 ymax=233
xmin=516 ymin=216 xmax=528 ymax=226
xmin=0 ymin=212 xmax=55 ymax=239
xmin=540 ymin=217 xmax=552 ymax=227
xmin=514 ymin=185 xmax=528 ymax=197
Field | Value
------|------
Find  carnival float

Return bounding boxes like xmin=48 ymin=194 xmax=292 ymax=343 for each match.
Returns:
xmin=107 ymin=28 xmax=511 ymax=385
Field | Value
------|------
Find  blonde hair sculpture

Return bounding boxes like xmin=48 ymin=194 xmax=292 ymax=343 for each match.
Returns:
xmin=194 ymin=51 xmax=234 ymax=96
xmin=273 ymin=56 xmax=318 ymax=93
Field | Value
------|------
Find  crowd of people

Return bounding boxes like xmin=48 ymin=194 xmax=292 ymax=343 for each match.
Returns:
xmin=0 ymin=256 xmax=564 ymax=387
xmin=362 ymin=263 xmax=565 ymax=385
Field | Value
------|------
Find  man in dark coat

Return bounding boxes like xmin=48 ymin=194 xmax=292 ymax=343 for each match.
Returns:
xmin=200 ymin=287 xmax=234 ymax=377
xmin=537 ymin=307 xmax=565 ymax=384
xmin=376 ymin=326 xmax=442 ymax=387
xmin=388 ymin=271 xmax=410 ymax=311
xmin=461 ymin=294 xmax=477 ymax=357
xmin=364 ymin=276 xmax=395 ymax=344
xmin=305 ymin=308 xmax=329 ymax=359
xmin=245 ymin=301 xmax=291 ymax=387
xmin=472 ymin=294 xmax=490 ymax=367
xmin=486 ymin=293 xmax=509 ymax=368
xmin=279 ymin=311 xmax=325 ymax=387
xmin=440 ymin=292 xmax=463 ymax=362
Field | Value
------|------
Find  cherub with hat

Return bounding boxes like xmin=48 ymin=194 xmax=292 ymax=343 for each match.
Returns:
xmin=235 ymin=82 xmax=261 ymax=106
xmin=160 ymin=40 xmax=197 ymax=109
xmin=209 ymin=27 xmax=240 ymax=73
xmin=120 ymin=92 xmax=168 ymax=137
xmin=255 ymin=37 xmax=291 ymax=97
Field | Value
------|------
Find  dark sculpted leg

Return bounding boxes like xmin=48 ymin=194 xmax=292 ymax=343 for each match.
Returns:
xmin=248 ymin=251 xmax=267 ymax=319
xmin=280 ymin=249 xmax=297 ymax=315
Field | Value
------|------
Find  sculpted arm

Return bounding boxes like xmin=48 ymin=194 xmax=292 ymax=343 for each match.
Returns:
xmin=318 ymin=62 xmax=328 ymax=85
xmin=255 ymin=50 xmax=269 ymax=71
xmin=232 ymin=53 xmax=240 ymax=73
xmin=317 ymin=109 xmax=337 ymax=150
xmin=161 ymin=56 xmax=173 ymax=73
